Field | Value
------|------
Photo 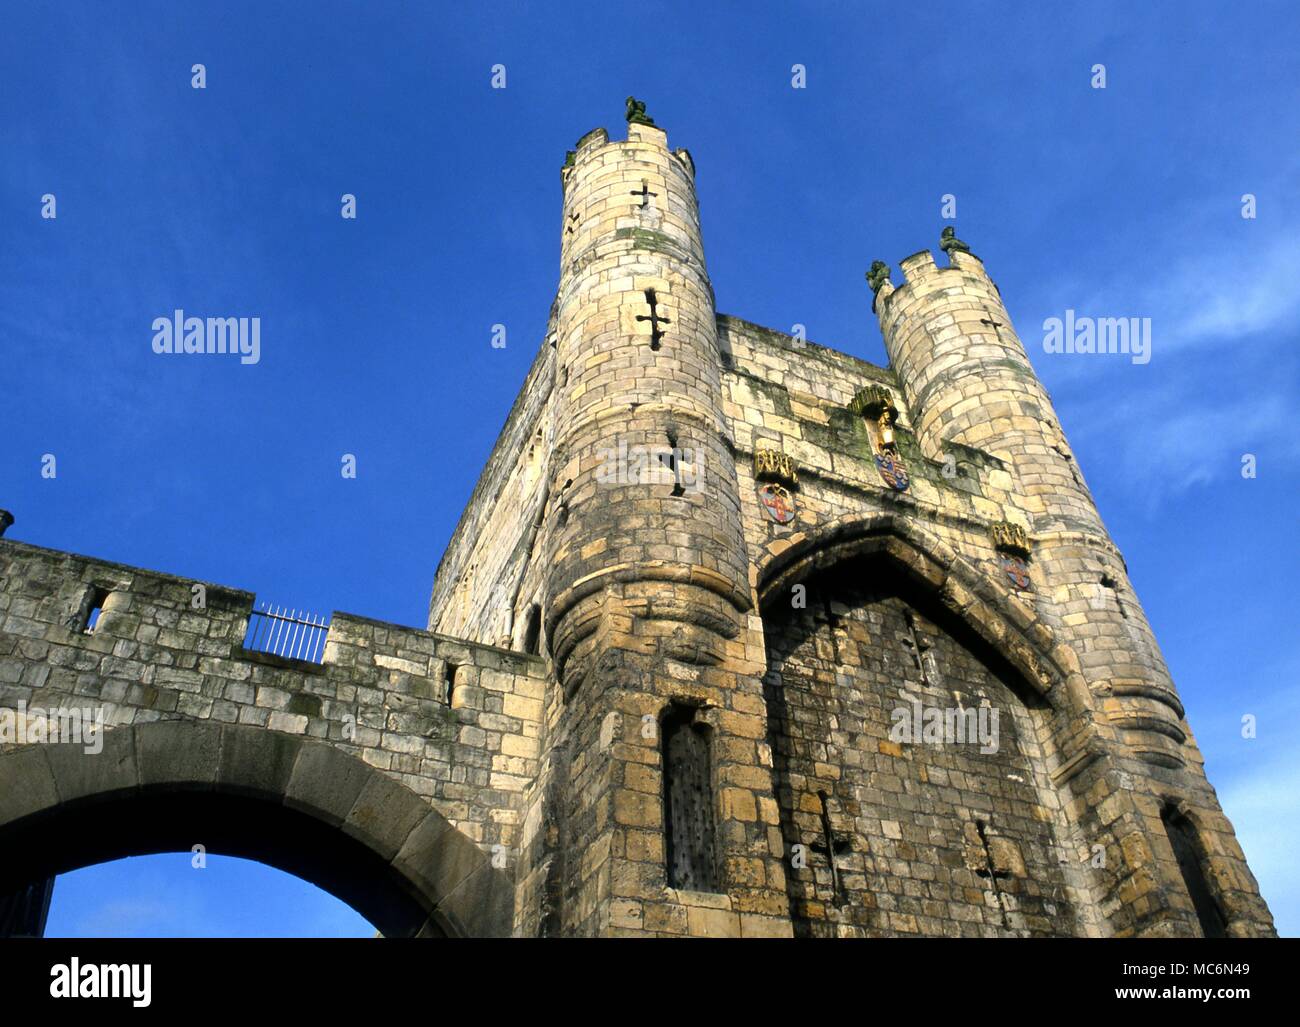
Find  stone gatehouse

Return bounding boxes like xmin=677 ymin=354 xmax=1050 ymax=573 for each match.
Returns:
xmin=0 ymin=103 xmax=1274 ymax=938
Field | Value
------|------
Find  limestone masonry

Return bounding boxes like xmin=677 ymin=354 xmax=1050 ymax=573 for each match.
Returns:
xmin=0 ymin=106 xmax=1274 ymax=938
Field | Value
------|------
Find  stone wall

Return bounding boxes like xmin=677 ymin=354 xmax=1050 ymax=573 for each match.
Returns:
xmin=426 ymin=329 xmax=556 ymax=652
xmin=713 ymin=256 xmax=1274 ymax=938
xmin=0 ymin=540 xmax=546 ymax=860
xmin=763 ymin=568 xmax=1089 ymax=936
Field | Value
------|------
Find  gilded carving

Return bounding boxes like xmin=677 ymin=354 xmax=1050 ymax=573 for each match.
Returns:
xmin=753 ymin=448 xmax=797 ymax=488
xmin=989 ymin=521 xmax=1031 ymax=558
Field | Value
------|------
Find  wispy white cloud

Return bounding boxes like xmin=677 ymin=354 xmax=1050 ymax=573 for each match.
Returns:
xmin=1116 ymin=392 xmax=1293 ymax=502
xmin=1025 ymin=236 xmax=1299 ymax=388
xmin=1019 ymin=184 xmax=1300 ymax=505
xmin=1022 ymin=170 xmax=1300 ymax=388
xmin=1156 ymin=237 xmax=1300 ymax=347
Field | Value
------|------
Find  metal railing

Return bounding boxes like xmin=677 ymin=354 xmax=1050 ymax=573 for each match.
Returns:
xmin=243 ymin=603 xmax=330 ymax=663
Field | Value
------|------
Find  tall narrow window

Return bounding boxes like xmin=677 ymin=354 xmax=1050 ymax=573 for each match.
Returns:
xmin=1162 ymin=806 xmax=1227 ymax=938
xmin=662 ymin=705 xmax=719 ymax=892
xmin=522 ymin=605 xmax=542 ymax=656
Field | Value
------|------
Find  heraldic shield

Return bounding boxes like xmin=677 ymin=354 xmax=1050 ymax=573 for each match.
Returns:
xmin=874 ymin=451 xmax=910 ymax=491
xmin=757 ymin=483 xmax=796 ymax=524
xmin=1000 ymin=553 xmax=1033 ymax=590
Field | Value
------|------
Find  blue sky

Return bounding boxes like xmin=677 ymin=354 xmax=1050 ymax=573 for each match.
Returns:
xmin=44 ymin=854 xmax=372 ymax=938
xmin=3 ymin=2 xmax=1297 ymax=936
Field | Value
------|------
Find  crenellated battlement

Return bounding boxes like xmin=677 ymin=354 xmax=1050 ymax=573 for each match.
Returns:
xmin=561 ymin=122 xmax=695 ymax=194
xmin=557 ymin=118 xmax=707 ymax=311
xmin=873 ymin=245 xmax=1001 ymax=321
xmin=898 ymin=248 xmax=939 ymax=281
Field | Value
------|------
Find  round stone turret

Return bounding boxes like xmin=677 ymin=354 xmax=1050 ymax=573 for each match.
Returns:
xmin=543 ymin=112 xmax=750 ymax=694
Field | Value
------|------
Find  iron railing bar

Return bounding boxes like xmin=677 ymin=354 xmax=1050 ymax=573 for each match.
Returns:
xmin=243 ymin=601 xmax=330 ymax=664
xmin=257 ymin=603 xmax=274 ymax=650
xmin=282 ymin=606 xmax=296 ymax=658
xmin=291 ymin=609 xmax=306 ymax=660
xmin=281 ymin=605 xmax=295 ymax=657
xmin=284 ymin=607 xmax=298 ymax=659
xmin=249 ymin=606 xmax=265 ymax=651
xmin=264 ymin=604 xmax=278 ymax=654
xmin=271 ymin=604 xmax=287 ymax=656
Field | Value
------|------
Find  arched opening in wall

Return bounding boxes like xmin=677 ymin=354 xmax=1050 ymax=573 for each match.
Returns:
xmin=759 ymin=552 xmax=1076 ymax=938
xmin=0 ymin=725 xmax=514 ymax=939
xmin=445 ymin=661 xmax=461 ymax=704
xmin=1161 ymin=805 xmax=1227 ymax=938
xmin=521 ymin=605 xmax=542 ymax=656
xmin=39 ymin=853 xmax=374 ymax=937
xmin=0 ymin=791 xmax=430 ymax=938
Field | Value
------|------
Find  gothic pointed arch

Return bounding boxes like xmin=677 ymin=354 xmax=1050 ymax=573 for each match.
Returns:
xmin=753 ymin=511 xmax=1095 ymax=724
xmin=753 ymin=512 xmax=1096 ymax=936
xmin=1160 ymin=801 xmax=1228 ymax=937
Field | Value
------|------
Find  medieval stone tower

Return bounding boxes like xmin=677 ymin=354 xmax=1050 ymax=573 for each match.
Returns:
xmin=0 ymin=101 xmax=1274 ymax=938
xmin=423 ymin=101 xmax=1274 ymax=938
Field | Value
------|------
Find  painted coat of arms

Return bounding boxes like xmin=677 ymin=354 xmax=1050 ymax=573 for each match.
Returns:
xmin=854 ymin=397 xmax=910 ymax=492
xmin=999 ymin=554 xmax=1033 ymax=591
xmin=989 ymin=522 xmax=1033 ymax=591
xmin=757 ymin=483 xmax=796 ymax=524
xmin=874 ymin=452 xmax=910 ymax=491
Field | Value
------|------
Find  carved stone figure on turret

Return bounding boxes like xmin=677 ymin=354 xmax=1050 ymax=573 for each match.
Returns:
xmin=625 ymin=96 xmax=656 ymax=126
xmin=939 ymin=225 xmax=972 ymax=258
xmin=866 ymin=260 xmax=892 ymax=295
xmin=866 ymin=260 xmax=892 ymax=312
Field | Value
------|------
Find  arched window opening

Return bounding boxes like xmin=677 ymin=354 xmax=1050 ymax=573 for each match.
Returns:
xmin=521 ymin=605 xmax=542 ymax=657
xmin=1161 ymin=806 xmax=1227 ymax=938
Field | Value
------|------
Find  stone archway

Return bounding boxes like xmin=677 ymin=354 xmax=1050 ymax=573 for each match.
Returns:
xmin=752 ymin=512 xmax=1098 ymax=936
xmin=754 ymin=511 xmax=1096 ymax=726
xmin=0 ymin=721 xmax=514 ymax=938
